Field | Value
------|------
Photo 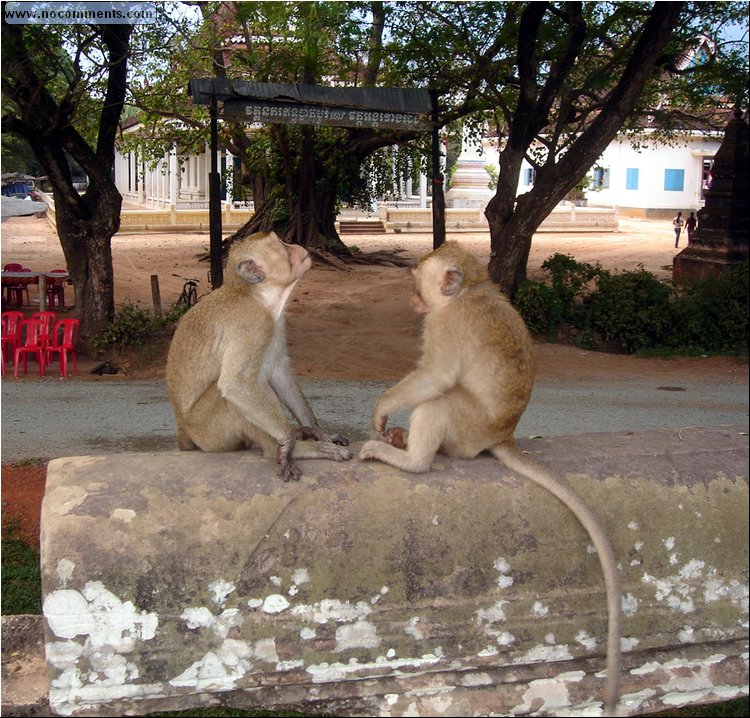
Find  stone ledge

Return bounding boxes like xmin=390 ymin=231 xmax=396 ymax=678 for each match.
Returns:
xmin=35 ymin=425 xmax=749 ymax=716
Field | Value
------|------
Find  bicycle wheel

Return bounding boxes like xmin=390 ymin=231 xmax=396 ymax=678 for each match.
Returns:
xmin=188 ymin=286 xmax=198 ymax=306
xmin=175 ymin=291 xmax=189 ymax=308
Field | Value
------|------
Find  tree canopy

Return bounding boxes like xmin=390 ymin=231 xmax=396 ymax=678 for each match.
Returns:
xmin=3 ymin=1 xmax=748 ymax=334
xmin=124 ymin=1 xmax=748 ymax=294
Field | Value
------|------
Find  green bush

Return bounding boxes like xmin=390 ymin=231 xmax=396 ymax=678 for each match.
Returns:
xmin=93 ymin=301 xmax=186 ymax=352
xmin=514 ymin=255 xmax=748 ymax=355
xmin=587 ymin=268 xmax=673 ymax=353
xmin=514 ymin=281 xmax=565 ymax=337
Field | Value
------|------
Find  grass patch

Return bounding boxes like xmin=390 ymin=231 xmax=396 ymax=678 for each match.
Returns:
xmin=1 ymin=515 xmax=42 ymax=615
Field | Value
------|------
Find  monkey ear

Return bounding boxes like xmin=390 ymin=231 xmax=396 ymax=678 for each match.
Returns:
xmin=441 ymin=268 xmax=464 ymax=296
xmin=235 ymin=259 xmax=266 ymax=284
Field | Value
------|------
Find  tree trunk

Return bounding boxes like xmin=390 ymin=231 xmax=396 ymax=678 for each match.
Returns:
xmin=1 ymin=22 xmax=132 ymax=351
xmin=223 ymin=126 xmax=350 ymax=256
xmin=484 ymin=1 xmax=683 ymax=299
xmin=52 ymin=184 xmax=122 ymax=349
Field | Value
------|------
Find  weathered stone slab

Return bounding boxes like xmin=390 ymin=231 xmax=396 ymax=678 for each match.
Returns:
xmin=40 ymin=426 xmax=749 ymax=716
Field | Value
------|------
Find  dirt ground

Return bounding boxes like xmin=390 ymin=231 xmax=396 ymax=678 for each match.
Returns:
xmin=1 ymin=214 xmax=747 ymax=549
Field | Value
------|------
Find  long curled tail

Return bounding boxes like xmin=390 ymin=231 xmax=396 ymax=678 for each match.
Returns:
xmin=492 ymin=444 xmax=621 ymax=716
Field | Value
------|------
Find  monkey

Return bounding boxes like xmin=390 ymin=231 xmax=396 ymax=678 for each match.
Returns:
xmin=358 ymin=242 xmax=621 ymax=715
xmin=166 ymin=231 xmax=352 ymax=482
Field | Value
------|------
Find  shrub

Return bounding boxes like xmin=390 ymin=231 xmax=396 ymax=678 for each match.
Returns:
xmin=514 ymin=256 xmax=748 ymax=355
xmin=514 ymin=281 xmax=565 ymax=337
xmin=586 ymin=268 xmax=673 ymax=353
xmin=93 ymin=301 xmax=184 ymax=352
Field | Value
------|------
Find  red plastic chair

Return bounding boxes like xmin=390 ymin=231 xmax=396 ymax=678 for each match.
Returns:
xmin=46 ymin=269 xmax=68 ymax=308
xmin=30 ymin=310 xmax=57 ymax=347
xmin=2 ymin=263 xmax=26 ymax=307
xmin=45 ymin=318 xmax=79 ymax=377
xmin=13 ymin=319 xmax=47 ymax=377
xmin=1 ymin=310 xmax=25 ymax=356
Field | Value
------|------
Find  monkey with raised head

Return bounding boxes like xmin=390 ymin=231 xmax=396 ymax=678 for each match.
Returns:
xmin=359 ymin=242 xmax=621 ymax=714
xmin=166 ymin=231 xmax=352 ymax=482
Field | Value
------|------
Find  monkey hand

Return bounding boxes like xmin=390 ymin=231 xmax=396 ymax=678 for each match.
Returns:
xmin=277 ymin=434 xmax=302 ymax=482
xmin=382 ymin=426 xmax=408 ymax=449
xmin=370 ymin=410 xmax=389 ymax=438
xmin=297 ymin=425 xmax=350 ymax=447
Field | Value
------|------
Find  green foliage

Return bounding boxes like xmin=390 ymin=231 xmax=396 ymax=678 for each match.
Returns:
xmin=1 ymin=517 xmax=42 ymax=616
xmin=587 ymin=268 xmax=674 ymax=353
xmin=514 ymin=255 xmax=749 ymax=355
xmin=92 ymin=301 xmax=184 ymax=352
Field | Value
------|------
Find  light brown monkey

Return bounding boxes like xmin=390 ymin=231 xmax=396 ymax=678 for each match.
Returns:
xmin=166 ymin=231 xmax=352 ymax=481
xmin=359 ymin=242 xmax=621 ymax=714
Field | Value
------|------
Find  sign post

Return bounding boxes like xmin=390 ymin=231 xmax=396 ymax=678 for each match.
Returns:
xmin=189 ymin=79 xmax=441 ymax=287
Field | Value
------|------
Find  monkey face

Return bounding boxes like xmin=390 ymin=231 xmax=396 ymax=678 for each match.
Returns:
xmin=230 ymin=232 xmax=311 ymax=288
xmin=410 ymin=255 xmax=464 ymax=313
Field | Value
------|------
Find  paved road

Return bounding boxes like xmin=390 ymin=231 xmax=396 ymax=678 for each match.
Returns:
xmin=1 ymin=375 xmax=747 ymax=463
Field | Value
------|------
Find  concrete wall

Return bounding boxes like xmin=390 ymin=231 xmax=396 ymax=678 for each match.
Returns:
xmin=39 ymin=426 xmax=748 ymax=717
xmin=381 ymin=205 xmax=618 ymax=233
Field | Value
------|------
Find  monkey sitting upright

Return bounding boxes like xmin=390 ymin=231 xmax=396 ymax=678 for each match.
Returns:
xmin=359 ymin=242 xmax=621 ymax=715
xmin=166 ymin=231 xmax=352 ymax=482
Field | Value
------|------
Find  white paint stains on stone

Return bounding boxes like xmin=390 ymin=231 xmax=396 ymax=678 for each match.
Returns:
xmin=305 ymin=652 xmax=441 ymax=683
xmin=460 ymin=671 xmax=493 ymax=687
xmin=532 ymin=601 xmax=549 ymax=617
xmin=628 ymin=521 xmax=639 ymax=530
xmin=208 ymin=579 xmax=235 ymax=607
xmin=622 ymin=592 xmax=639 ymax=616
xmin=56 ymin=559 xmax=75 ymax=588
xmin=493 ymin=557 xmax=514 ymax=589
xmin=511 ymin=671 xmax=587 ymax=716
xmin=664 ymin=536 xmax=676 ymax=551
xmin=515 ymin=643 xmax=574 ymax=664
xmin=181 ymin=607 xmax=242 ymax=639
xmin=262 ymin=594 xmax=290 ymax=614
xmin=679 ymin=626 xmax=696 ymax=643
xmin=44 ymin=581 xmax=161 ymax=715
xmin=111 ymin=508 xmax=136 ymax=523
xmin=292 ymin=567 xmax=310 ymax=585
xmin=300 ymin=627 xmax=316 ymax=640
xmin=270 ymin=575 xmax=282 ymax=587
xmin=290 ymin=597 xmax=372 ymax=624
xmin=44 ymin=581 xmax=157 ymax=648
xmin=335 ymin=619 xmax=381 ymax=652
xmin=405 ymin=616 xmax=425 ymax=640
xmin=476 ymin=600 xmax=508 ymax=625
xmin=642 ymin=559 xmax=749 ymax=616
xmin=575 ymin=630 xmax=597 ymax=651
xmin=630 ymin=653 xmax=739 ymax=705
xmin=622 ymin=637 xmax=639 ymax=652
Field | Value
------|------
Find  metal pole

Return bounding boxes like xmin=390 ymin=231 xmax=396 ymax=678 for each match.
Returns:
xmin=430 ymin=91 xmax=446 ymax=250
xmin=209 ymin=96 xmax=223 ymax=289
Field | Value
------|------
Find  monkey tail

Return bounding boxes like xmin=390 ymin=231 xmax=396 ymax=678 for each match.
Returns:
xmin=492 ymin=444 xmax=621 ymax=716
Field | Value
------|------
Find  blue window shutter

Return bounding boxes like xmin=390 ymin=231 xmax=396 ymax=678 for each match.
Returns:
xmin=664 ymin=169 xmax=685 ymax=191
xmin=626 ymin=168 xmax=639 ymax=190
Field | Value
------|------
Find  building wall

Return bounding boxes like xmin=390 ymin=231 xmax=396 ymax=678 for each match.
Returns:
xmin=481 ymin=131 xmax=720 ymax=218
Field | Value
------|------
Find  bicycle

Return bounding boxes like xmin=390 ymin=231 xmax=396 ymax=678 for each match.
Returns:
xmin=173 ymin=274 xmax=200 ymax=308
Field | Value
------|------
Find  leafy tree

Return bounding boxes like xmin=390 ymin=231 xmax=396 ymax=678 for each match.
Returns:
xmin=2 ymin=14 xmax=132 ymax=347
xmin=387 ymin=1 xmax=749 ymax=296
xmin=128 ymin=1 xmax=431 ymax=258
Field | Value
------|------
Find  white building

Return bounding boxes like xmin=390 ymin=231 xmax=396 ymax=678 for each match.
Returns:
xmin=113 ymin=123 xmax=720 ymax=222
xmin=477 ymin=128 xmax=721 ymax=220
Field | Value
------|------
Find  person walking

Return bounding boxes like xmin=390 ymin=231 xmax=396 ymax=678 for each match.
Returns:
xmin=673 ymin=211 xmax=684 ymax=248
xmin=685 ymin=211 xmax=697 ymax=242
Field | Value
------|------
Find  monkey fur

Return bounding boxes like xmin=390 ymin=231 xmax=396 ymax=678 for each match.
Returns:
xmin=166 ymin=231 xmax=352 ymax=481
xmin=359 ymin=241 xmax=621 ymax=714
